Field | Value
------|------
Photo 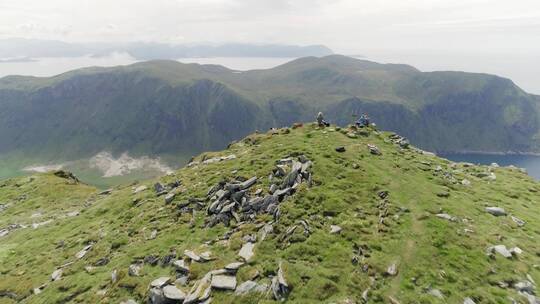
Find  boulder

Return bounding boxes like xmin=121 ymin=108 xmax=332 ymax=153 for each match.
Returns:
xmin=164 ymin=192 xmax=176 ymax=204
xmin=51 ymin=269 xmax=62 ymax=281
xmin=330 ymin=225 xmax=342 ymax=234
xmin=367 ymin=144 xmax=382 ymax=155
xmin=133 ymin=185 xmax=147 ymax=194
xmin=510 ymin=246 xmax=523 ymax=255
xmin=163 ymin=285 xmax=186 ymax=301
xmin=33 ymin=284 xmax=47 ymax=295
xmin=238 ymin=242 xmax=255 ymax=261
xmin=211 ymin=275 xmax=237 ymax=290
xmin=150 ymin=277 xmax=171 ymax=288
xmin=111 ymin=269 xmax=118 ymax=283
xmin=271 ymin=262 xmax=290 ymax=301
xmin=514 ymin=281 xmax=535 ymax=294
xmin=488 ymin=245 xmax=513 ymax=258
xmin=154 ymin=183 xmax=166 ymax=193
xmin=173 ymin=260 xmax=190 ymax=273
xmin=386 ymin=263 xmax=398 ymax=276
xmin=427 ymin=289 xmax=444 ymax=299
xmin=128 ymin=264 xmax=142 ymax=276
xmin=511 ymin=216 xmax=526 ymax=227
xmin=335 ymin=146 xmax=346 ymax=153
xmin=199 ymin=251 xmax=215 ymax=262
xmin=148 ymin=287 xmax=166 ymax=304
xmin=184 ymin=274 xmax=212 ymax=304
xmin=463 ymin=298 xmax=476 ymax=304
xmin=235 ymin=280 xmax=268 ymax=295
xmin=436 ymin=213 xmax=457 ymax=222
xmin=75 ymin=244 xmax=92 ymax=259
xmin=485 ymin=207 xmax=507 ymax=216
xmin=225 ymin=262 xmax=244 ymax=272
xmin=184 ymin=250 xmax=201 ymax=262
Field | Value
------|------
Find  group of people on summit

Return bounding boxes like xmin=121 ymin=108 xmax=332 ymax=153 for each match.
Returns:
xmin=316 ymin=112 xmax=371 ymax=128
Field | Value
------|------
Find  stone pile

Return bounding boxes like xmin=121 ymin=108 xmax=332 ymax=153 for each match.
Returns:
xmin=388 ymin=133 xmax=410 ymax=149
xmin=201 ymin=155 xmax=313 ymax=227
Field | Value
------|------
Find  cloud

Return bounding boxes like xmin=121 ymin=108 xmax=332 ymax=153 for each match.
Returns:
xmin=0 ymin=0 xmax=539 ymax=52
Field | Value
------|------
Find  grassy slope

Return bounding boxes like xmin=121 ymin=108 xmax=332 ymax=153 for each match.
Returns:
xmin=0 ymin=125 xmax=539 ymax=304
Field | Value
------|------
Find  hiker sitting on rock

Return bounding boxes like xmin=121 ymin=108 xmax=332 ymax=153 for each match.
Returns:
xmin=316 ymin=112 xmax=330 ymax=127
xmin=355 ymin=113 xmax=370 ymax=127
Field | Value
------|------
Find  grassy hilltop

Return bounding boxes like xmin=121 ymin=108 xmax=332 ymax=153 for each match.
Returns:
xmin=0 ymin=124 xmax=539 ymax=303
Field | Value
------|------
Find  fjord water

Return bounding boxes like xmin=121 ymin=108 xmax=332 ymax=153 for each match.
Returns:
xmin=441 ymin=153 xmax=540 ymax=180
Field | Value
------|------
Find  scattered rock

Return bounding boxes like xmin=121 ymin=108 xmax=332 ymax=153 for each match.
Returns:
xmin=463 ymin=297 xmax=476 ymax=304
xmin=367 ymin=144 xmax=381 ymax=155
xmin=199 ymin=251 xmax=215 ymax=262
xmin=33 ymin=284 xmax=47 ymax=295
xmin=510 ymin=247 xmax=523 ymax=255
xmin=133 ymin=185 xmax=148 ymax=194
xmin=148 ymin=287 xmax=166 ymax=304
xmin=436 ymin=213 xmax=457 ymax=222
xmin=485 ymin=207 xmax=507 ymax=216
xmin=184 ymin=250 xmax=201 ymax=262
xmin=164 ymin=192 xmax=176 ymax=204
xmin=271 ymin=262 xmax=290 ymax=301
xmin=461 ymin=179 xmax=471 ymax=186
xmin=238 ymin=242 xmax=255 ymax=262
xmin=488 ymin=245 xmax=513 ymax=258
xmin=128 ymin=264 xmax=142 ymax=277
xmin=511 ymin=216 xmax=526 ymax=227
xmin=75 ymin=244 xmax=92 ymax=259
xmin=151 ymin=277 xmax=171 ymax=288
xmin=111 ymin=269 xmax=118 ymax=283
xmin=184 ymin=273 xmax=212 ymax=304
xmin=211 ymin=275 xmax=237 ymax=290
xmin=225 ymin=262 xmax=244 ymax=272
xmin=330 ymin=225 xmax=342 ymax=234
xmin=98 ymin=189 xmax=112 ymax=195
xmin=149 ymin=229 xmax=158 ymax=240
xmin=163 ymin=285 xmax=186 ymax=301
xmin=173 ymin=260 xmax=190 ymax=273
xmin=427 ymin=288 xmax=444 ymax=299
xmin=235 ymin=280 xmax=268 ymax=295
xmin=120 ymin=300 xmax=138 ymax=304
xmin=51 ymin=269 xmax=62 ymax=281
xmin=335 ymin=146 xmax=346 ymax=153
xmin=514 ymin=281 xmax=535 ymax=294
xmin=386 ymin=263 xmax=398 ymax=276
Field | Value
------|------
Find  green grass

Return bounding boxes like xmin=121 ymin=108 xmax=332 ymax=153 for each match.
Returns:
xmin=0 ymin=125 xmax=539 ymax=303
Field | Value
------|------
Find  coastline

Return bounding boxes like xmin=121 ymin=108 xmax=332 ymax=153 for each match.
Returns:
xmin=436 ymin=150 xmax=540 ymax=157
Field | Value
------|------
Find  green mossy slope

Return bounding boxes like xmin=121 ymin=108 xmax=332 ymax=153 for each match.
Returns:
xmin=0 ymin=125 xmax=539 ymax=304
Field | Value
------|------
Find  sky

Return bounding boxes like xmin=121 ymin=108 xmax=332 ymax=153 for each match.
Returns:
xmin=0 ymin=0 xmax=539 ymax=92
xmin=0 ymin=0 xmax=539 ymax=53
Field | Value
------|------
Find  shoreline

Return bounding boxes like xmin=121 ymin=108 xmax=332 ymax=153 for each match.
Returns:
xmin=436 ymin=150 xmax=540 ymax=157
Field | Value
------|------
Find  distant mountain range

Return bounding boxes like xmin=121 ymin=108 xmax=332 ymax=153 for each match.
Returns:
xmin=1 ymin=55 xmax=539 ymax=169
xmin=0 ymin=38 xmax=333 ymax=60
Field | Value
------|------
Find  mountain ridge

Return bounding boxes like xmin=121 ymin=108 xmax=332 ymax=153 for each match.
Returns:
xmin=0 ymin=55 xmax=539 ymax=180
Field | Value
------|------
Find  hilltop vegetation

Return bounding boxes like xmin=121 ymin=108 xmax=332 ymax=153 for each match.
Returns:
xmin=0 ymin=124 xmax=539 ymax=303
xmin=1 ymin=55 xmax=539 ymax=179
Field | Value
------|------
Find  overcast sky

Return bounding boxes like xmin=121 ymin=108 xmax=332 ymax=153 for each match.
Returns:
xmin=1 ymin=0 xmax=539 ymax=53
